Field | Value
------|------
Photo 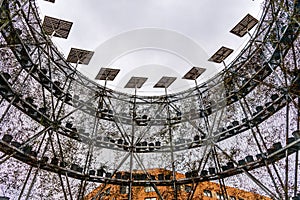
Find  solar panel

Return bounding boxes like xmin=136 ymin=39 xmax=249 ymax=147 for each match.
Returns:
xmin=42 ymin=16 xmax=72 ymax=39
xmin=95 ymin=68 xmax=120 ymax=81
xmin=124 ymin=77 xmax=148 ymax=88
xmin=154 ymin=76 xmax=177 ymax=88
xmin=66 ymin=48 xmax=94 ymax=65
xmin=230 ymin=14 xmax=258 ymax=37
xmin=208 ymin=46 xmax=233 ymax=63
xmin=183 ymin=67 xmax=206 ymax=80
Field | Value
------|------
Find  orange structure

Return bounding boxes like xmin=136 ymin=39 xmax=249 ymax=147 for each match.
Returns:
xmin=85 ymin=168 xmax=271 ymax=200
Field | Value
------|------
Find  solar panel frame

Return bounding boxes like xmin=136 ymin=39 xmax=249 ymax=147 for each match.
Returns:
xmin=230 ymin=14 xmax=259 ymax=37
xmin=208 ymin=46 xmax=234 ymax=63
xmin=153 ymin=76 xmax=177 ymax=88
xmin=42 ymin=16 xmax=72 ymax=39
xmin=183 ymin=67 xmax=206 ymax=80
xmin=95 ymin=68 xmax=120 ymax=81
xmin=124 ymin=77 xmax=148 ymax=88
xmin=66 ymin=48 xmax=94 ymax=65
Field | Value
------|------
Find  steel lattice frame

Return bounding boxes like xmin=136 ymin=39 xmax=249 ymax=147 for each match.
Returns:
xmin=0 ymin=0 xmax=299 ymax=199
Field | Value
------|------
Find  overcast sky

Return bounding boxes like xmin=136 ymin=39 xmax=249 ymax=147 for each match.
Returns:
xmin=36 ymin=0 xmax=264 ymax=94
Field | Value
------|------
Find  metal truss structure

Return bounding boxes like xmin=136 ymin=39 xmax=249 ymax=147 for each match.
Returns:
xmin=0 ymin=0 xmax=299 ymax=199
